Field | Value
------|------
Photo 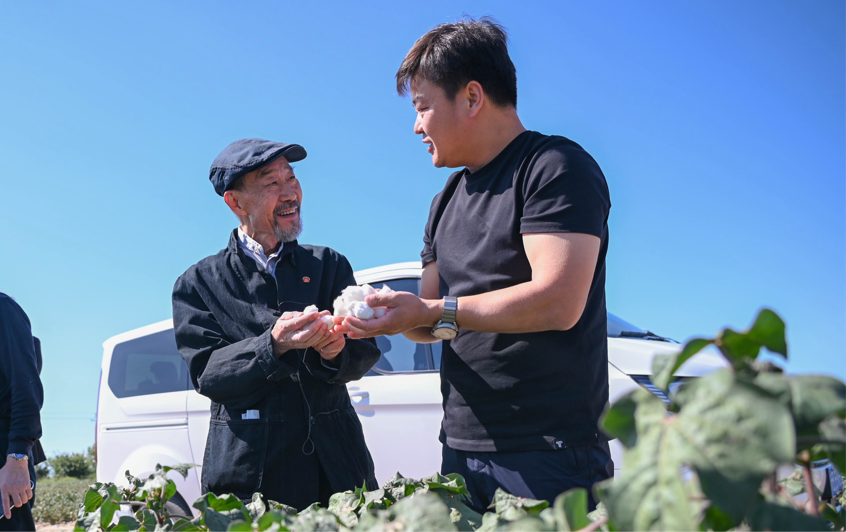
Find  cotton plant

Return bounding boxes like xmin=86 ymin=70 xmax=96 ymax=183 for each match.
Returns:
xmin=303 ymin=284 xmax=393 ymax=330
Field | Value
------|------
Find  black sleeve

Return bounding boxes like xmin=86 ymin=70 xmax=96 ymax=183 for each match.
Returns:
xmin=520 ymin=143 xmax=610 ymax=237
xmin=0 ymin=295 xmax=43 ymax=456
xmin=302 ymin=254 xmax=380 ymax=384
xmin=172 ymin=274 xmax=299 ymax=409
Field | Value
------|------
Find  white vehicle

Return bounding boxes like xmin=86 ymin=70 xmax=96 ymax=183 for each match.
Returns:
xmin=95 ymin=262 xmax=841 ymax=507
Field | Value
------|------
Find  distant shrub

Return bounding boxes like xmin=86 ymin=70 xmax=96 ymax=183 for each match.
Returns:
xmin=34 ymin=462 xmax=51 ymax=480
xmin=50 ymin=451 xmax=92 ymax=479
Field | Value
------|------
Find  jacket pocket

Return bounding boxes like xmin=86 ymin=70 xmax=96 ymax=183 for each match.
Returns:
xmin=312 ymin=407 xmax=377 ymax=491
xmin=202 ymin=419 xmax=268 ymax=499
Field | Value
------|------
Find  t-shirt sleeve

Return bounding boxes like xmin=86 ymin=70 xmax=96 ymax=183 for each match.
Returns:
xmin=519 ymin=144 xmax=610 ymax=237
xmin=421 ymin=197 xmax=437 ymax=266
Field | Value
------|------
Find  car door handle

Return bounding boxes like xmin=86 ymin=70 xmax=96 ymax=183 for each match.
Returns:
xmin=349 ymin=391 xmax=369 ymax=403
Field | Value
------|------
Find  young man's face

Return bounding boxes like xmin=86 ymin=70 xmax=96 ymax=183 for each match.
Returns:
xmin=411 ymin=78 xmax=468 ymax=168
xmin=232 ymin=156 xmax=303 ymax=247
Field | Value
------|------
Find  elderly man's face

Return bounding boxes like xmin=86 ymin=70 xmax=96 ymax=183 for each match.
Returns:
xmin=226 ymin=156 xmax=303 ymax=250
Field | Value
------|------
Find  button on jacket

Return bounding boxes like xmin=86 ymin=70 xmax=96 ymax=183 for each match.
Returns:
xmin=172 ymin=230 xmax=381 ymax=509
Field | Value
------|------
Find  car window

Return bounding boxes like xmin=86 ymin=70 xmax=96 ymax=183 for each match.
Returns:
xmin=108 ymin=330 xmax=190 ymax=398
xmin=367 ymin=278 xmax=438 ymax=374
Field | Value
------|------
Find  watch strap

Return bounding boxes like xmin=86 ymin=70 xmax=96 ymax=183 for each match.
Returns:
xmin=442 ymin=296 xmax=458 ymax=324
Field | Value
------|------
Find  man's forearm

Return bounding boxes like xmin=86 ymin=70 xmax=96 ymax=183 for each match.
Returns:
xmin=423 ymin=279 xmax=583 ymax=334
xmin=402 ymin=326 xmax=441 ymax=344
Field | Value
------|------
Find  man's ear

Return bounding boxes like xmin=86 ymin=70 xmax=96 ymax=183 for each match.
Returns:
xmin=465 ymin=81 xmax=485 ymax=118
xmin=223 ymin=190 xmax=248 ymax=217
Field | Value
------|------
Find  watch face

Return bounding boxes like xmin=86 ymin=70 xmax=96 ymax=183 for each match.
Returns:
xmin=432 ymin=326 xmax=457 ymax=340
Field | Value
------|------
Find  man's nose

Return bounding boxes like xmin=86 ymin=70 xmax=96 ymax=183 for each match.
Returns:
xmin=278 ymin=182 xmax=298 ymax=202
xmin=414 ymin=114 xmax=424 ymax=135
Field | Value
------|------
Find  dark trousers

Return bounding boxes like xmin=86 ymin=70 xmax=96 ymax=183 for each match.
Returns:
xmin=441 ymin=441 xmax=614 ymax=514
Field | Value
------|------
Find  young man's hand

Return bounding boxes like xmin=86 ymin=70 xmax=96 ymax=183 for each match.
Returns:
xmin=272 ymin=311 xmax=332 ymax=355
xmin=337 ymin=291 xmax=439 ymax=339
xmin=0 ymin=457 xmax=32 ymax=519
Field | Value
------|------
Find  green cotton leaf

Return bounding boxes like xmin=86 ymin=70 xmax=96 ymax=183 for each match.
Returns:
xmin=777 ymin=470 xmax=805 ymax=496
xmin=172 ymin=518 xmax=203 ymax=532
xmin=256 ymin=511 xmax=290 ymax=532
xmin=225 ymin=521 xmax=253 ymax=532
xmin=265 ymin=501 xmax=297 ymax=516
xmin=111 ymin=515 xmax=141 ymax=532
xmin=745 ymin=308 xmax=788 ymax=358
xmin=246 ymin=493 xmax=266 ymax=522
xmin=746 ymin=500 xmax=830 ymax=531
xmin=715 ymin=309 xmax=787 ymax=369
xmin=82 ymin=486 xmax=106 ymax=513
xmin=382 ymin=492 xmax=458 ymax=532
xmin=163 ymin=480 xmax=177 ymax=503
xmin=813 ymin=414 xmax=846 ymax=471
xmin=755 ymin=373 xmax=846 ymax=437
xmin=288 ymin=507 xmax=341 ymax=532
xmin=327 ymin=491 xmax=360 ymax=528
xmin=439 ymin=496 xmax=482 ymax=531
xmin=820 ymin=503 xmax=845 ymax=531
xmin=75 ymin=511 xmax=100 ymax=532
xmin=700 ymin=505 xmax=737 ymax=532
xmin=651 ymin=338 xmax=714 ymax=392
xmin=672 ymin=370 xmax=795 ymax=521
xmin=204 ymin=508 xmax=250 ymax=532
xmin=552 ymin=489 xmax=591 ymax=532
xmin=489 ymin=488 xmax=549 ymax=516
xmin=599 ymin=390 xmax=639 ymax=447
xmin=161 ymin=464 xmax=197 ymax=480
xmin=135 ymin=508 xmax=157 ymax=531
xmin=100 ymin=499 xmax=122 ymax=530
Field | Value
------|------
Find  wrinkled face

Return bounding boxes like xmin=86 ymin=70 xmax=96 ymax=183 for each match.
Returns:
xmin=233 ymin=156 xmax=303 ymax=245
xmin=411 ymin=78 xmax=467 ymax=168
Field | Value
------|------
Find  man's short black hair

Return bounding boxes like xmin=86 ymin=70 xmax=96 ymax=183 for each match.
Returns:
xmin=396 ymin=17 xmax=517 ymax=108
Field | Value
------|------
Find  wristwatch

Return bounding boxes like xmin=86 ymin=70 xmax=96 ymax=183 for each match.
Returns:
xmin=431 ymin=296 xmax=459 ymax=340
xmin=7 ymin=453 xmax=28 ymax=462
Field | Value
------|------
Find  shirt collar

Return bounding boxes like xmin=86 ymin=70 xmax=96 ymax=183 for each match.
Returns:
xmin=236 ymin=227 xmax=284 ymax=273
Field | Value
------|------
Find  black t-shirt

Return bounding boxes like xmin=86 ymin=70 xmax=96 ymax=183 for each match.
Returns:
xmin=422 ymin=130 xmax=611 ymax=452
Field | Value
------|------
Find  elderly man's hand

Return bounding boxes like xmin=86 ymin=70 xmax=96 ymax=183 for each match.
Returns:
xmin=0 ymin=457 xmax=32 ymax=519
xmin=312 ymin=329 xmax=346 ymax=361
xmin=272 ymin=311 xmax=333 ymax=356
xmin=337 ymin=291 xmax=437 ymax=339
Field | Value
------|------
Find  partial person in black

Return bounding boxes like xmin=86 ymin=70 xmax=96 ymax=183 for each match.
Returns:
xmin=0 ymin=293 xmax=47 ymax=531
xmin=338 ymin=19 xmax=613 ymax=512
xmin=172 ymin=139 xmax=381 ymax=510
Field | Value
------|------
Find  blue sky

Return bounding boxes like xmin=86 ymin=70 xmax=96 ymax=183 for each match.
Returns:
xmin=1 ymin=1 xmax=843 ymax=455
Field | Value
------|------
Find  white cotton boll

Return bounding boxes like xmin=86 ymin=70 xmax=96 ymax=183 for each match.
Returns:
xmin=374 ymin=307 xmax=387 ymax=318
xmin=303 ymin=305 xmax=319 ymax=314
xmin=320 ymin=315 xmax=335 ymax=329
xmin=379 ymin=284 xmax=394 ymax=294
xmin=350 ymin=301 xmax=375 ymax=320
xmin=362 ymin=284 xmax=377 ymax=297
xmin=342 ymin=286 xmax=367 ymax=305
xmin=333 ymin=296 xmax=350 ymax=317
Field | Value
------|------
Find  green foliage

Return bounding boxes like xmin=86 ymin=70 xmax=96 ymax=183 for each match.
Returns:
xmin=51 ymin=450 xmax=95 ymax=479
xmin=598 ymin=307 xmax=845 ymax=531
xmin=33 ymin=477 xmax=93 ymax=524
xmin=65 ymin=308 xmax=844 ymax=531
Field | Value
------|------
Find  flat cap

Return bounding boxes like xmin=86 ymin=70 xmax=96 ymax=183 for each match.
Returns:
xmin=209 ymin=138 xmax=307 ymax=196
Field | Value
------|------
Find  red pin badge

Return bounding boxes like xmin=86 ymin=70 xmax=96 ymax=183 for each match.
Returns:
xmin=302 ymin=276 xmax=311 ymax=283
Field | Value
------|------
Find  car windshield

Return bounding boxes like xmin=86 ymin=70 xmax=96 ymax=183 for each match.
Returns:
xmin=606 ymin=313 xmax=646 ymax=337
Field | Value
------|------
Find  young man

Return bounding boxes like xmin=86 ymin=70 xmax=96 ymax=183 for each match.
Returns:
xmin=338 ymin=19 xmax=613 ymax=511
xmin=172 ymin=139 xmax=381 ymax=510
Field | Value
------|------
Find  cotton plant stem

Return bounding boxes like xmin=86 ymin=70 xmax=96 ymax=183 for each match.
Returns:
xmin=802 ymin=461 xmax=820 ymax=518
xmin=578 ymin=517 xmax=609 ymax=532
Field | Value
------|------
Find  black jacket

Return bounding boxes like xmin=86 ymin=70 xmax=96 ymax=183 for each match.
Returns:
xmin=0 ymin=294 xmax=44 ymax=463
xmin=172 ymin=231 xmax=381 ymax=509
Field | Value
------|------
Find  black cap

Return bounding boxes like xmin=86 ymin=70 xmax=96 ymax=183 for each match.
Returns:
xmin=209 ymin=138 xmax=307 ymax=196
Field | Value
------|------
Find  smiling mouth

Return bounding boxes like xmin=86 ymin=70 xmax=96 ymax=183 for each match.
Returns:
xmin=275 ymin=204 xmax=299 ymax=218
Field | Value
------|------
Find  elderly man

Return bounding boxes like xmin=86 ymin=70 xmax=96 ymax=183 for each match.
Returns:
xmin=172 ymin=139 xmax=381 ymax=510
